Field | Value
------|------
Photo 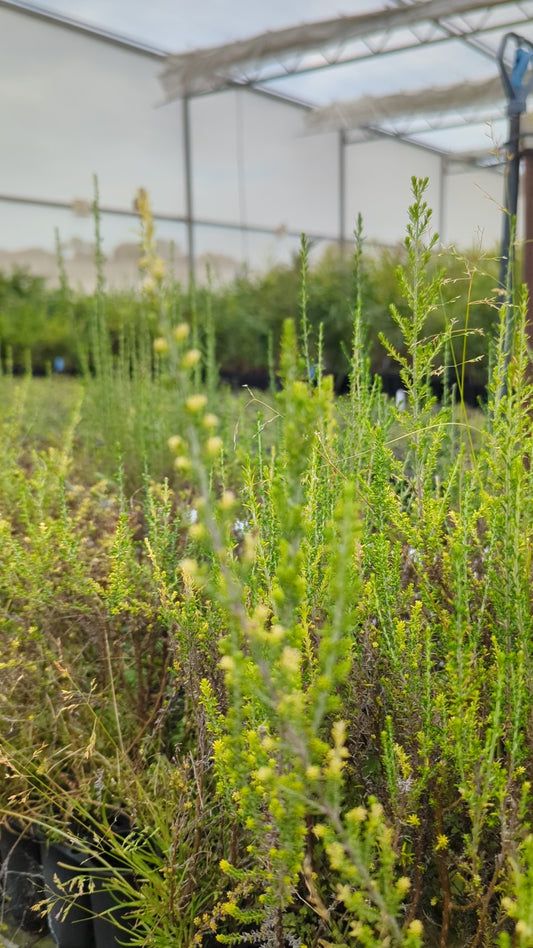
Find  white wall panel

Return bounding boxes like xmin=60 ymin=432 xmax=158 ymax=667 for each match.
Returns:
xmin=442 ymin=168 xmax=503 ymax=249
xmin=0 ymin=6 xmax=184 ymax=215
xmin=344 ymin=138 xmax=442 ymax=245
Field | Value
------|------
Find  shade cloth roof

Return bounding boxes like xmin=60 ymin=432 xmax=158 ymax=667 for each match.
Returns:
xmin=5 ymin=0 xmax=533 ymax=160
xmin=158 ymin=0 xmax=533 ymax=161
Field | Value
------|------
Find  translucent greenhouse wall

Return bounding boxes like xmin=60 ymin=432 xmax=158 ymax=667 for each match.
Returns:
xmin=0 ymin=4 xmax=506 ymax=289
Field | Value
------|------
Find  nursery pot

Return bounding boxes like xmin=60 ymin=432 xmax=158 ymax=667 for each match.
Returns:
xmin=89 ymin=812 xmax=135 ymax=948
xmin=88 ymin=865 xmax=135 ymax=948
xmin=0 ymin=818 xmax=47 ymax=933
xmin=41 ymin=839 xmax=95 ymax=948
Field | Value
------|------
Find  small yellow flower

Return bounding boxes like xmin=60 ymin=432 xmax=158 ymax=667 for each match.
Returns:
xmin=205 ymin=436 xmax=223 ymax=457
xmin=280 ymin=646 xmax=301 ymax=673
xmin=153 ymin=336 xmax=169 ymax=354
xmin=151 ymin=257 xmax=166 ymax=280
xmin=268 ymin=624 xmax=285 ymax=643
xmin=219 ymin=859 xmax=231 ymax=873
xmin=202 ymin=413 xmax=220 ymax=429
xmin=219 ymin=490 xmax=236 ymax=510
xmin=167 ymin=434 xmax=185 ymax=453
xmin=221 ymin=902 xmax=237 ymax=917
xmin=142 ymin=276 xmax=156 ymax=294
xmin=186 ymin=393 xmax=208 ymax=413
xmin=182 ymin=348 xmax=202 ymax=369
xmin=173 ymin=322 xmax=190 ymax=342
xmin=408 ymin=920 xmax=423 ymax=936
xmin=347 ymin=806 xmax=367 ymax=823
xmin=174 ymin=455 xmax=191 ymax=471
xmin=188 ymin=523 xmax=206 ymax=541
xmin=180 ymin=557 xmax=198 ymax=581
xmin=435 ymin=834 xmax=449 ymax=852
xmin=396 ymin=876 xmax=411 ymax=895
xmin=219 ymin=655 xmax=236 ymax=671
xmin=326 ymin=842 xmax=345 ymax=870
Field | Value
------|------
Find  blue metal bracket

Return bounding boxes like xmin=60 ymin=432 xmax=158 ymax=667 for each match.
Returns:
xmin=499 ymin=32 xmax=533 ymax=115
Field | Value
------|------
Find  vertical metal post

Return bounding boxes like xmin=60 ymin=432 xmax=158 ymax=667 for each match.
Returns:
xmin=499 ymin=111 xmax=521 ymax=305
xmin=523 ymin=138 xmax=533 ymax=358
xmin=182 ymin=95 xmax=195 ymax=280
xmin=339 ymin=129 xmax=346 ymax=254
xmin=497 ymin=33 xmax=533 ymax=384
xmin=438 ymin=156 xmax=446 ymax=246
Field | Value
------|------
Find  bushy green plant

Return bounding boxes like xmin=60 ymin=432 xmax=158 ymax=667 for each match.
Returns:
xmin=3 ymin=177 xmax=533 ymax=948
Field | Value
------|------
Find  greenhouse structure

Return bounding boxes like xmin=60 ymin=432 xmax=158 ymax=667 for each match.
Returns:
xmin=1 ymin=0 xmax=533 ymax=287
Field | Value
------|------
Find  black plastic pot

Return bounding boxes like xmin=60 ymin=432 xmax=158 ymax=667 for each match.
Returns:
xmin=41 ymin=839 xmax=95 ymax=948
xmin=0 ymin=818 xmax=47 ymax=933
xmin=88 ymin=812 xmax=136 ymax=948
xmin=88 ymin=867 xmax=135 ymax=948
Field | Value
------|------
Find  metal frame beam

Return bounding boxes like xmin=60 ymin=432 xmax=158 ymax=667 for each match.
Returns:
xmin=0 ymin=0 xmax=166 ymax=58
xmin=160 ymin=0 xmax=522 ymax=98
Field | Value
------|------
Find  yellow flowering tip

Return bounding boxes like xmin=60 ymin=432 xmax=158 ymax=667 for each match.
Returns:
xmin=396 ymin=876 xmax=411 ymax=895
xmin=255 ymin=766 xmax=273 ymax=783
xmin=501 ymin=897 xmax=516 ymax=914
xmin=370 ymin=802 xmax=384 ymax=821
xmin=219 ymin=859 xmax=231 ymax=873
xmin=326 ymin=841 xmax=345 ymax=870
xmin=142 ymin=276 xmax=156 ymax=295
xmin=260 ymin=735 xmax=276 ymax=752
xmin=347 ymin=806 xmax=367 ymax=824
xmin=174 ymin=455 xmax=191 ymax=471
xmin=151 ymin=257 xmax=166 ymax=280
xmin=202 ymin=412 xmax=220 ymax=429
xmin=221 ymin=902 xmax=237 ymax=917
xmin=173 ymin=322 xmax=191 ymax=342
xmin=312 ymin=824 xmax=326 ymax=839
xmin=188 ymin=523 xmax=206 ymax=541
xmin=516 ymin=921 xmax=531 ymax=936
xmin=205 ymin=436 xmax=223 ymax=457
xmin=305 ymin=765 xmax=320 ymax=780
xmin=219 ymin=490 xmax=236 ymax=510
xmin=180 ymin=557 xmax=198 ymax=580
xmin=407 ymin=920 xmax=423 ymax=936
xmin=331 ymin=719 xmax=347 ymax=747
xmin=153 ymin=336 xmax=169 ymax=354
xmin=280 ymin=646 xmax=301 ymax=674
xmin=219 ymin=655 xmax=236 ymax=671
xmin=167 ymin=434 xmax=185 ymax=453
xmin=186 ymin=393 xmax=208 ymax=413
xmin=182 ymin=348 xmax=202 ymax=369
xmin=435 ymin=833 xmax=449 ymax=852
xmin=268 ymin=623 xmax=285 ymax=643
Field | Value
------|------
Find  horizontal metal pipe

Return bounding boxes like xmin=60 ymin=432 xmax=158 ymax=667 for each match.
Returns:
xmin=0 ymin=192 xmax=337 ymax=243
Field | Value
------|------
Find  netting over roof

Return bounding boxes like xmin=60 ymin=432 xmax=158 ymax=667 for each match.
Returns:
xmin=158 ymin=0 xmax=533 ymax=161
xmin=4 ymin=0 xmax=533 ymax=161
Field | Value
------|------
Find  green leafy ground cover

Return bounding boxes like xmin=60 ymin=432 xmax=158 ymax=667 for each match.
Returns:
xmin=1 ymin=180 xmax=533 ymax=947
